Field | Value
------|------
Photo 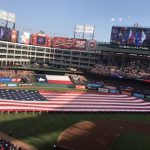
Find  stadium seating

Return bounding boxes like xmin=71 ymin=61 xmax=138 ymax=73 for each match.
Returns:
xmin=91 ymin=55 xmax=150 ymax=80
xmin=0 ymin=138 xmax=22 ymax=150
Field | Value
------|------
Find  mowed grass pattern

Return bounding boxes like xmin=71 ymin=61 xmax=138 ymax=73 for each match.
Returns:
xmin=112 ymin=132 xmax=150 ymax=150
xmin=0 ymin=113 xmax=150 ymax=150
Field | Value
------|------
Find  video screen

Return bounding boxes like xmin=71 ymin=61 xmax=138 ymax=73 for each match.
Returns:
xmin=21 ymin=32 xmax=30 ymax=44
xmin=110 ymin=26 xmax=150 ymax=47
xmin=36 ymin=36 xmax=46 ymax=45
xmin=0 ymin=26 xmax=11 ymax=42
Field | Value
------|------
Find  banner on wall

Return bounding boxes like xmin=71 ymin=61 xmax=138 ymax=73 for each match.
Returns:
xmin=87 ymin=83 xmax=103 ymax=90
xmin=7 ymin=83 xmax=17 ymax=87
xmin=12 ymin=78 xmax=21 ymax=82
xmin=76 ymin=85 xmax=85 ymax=89
xmin=0 ymin=83 xmax=6 ymax=87
xmin=0 ymin=78 xmax=11 ymax=82
xmin=133 ymin=93 xmax=144 ymax=99
xmin=18 ymin=83 xmax=33 ymax=87
xmin=87 ymin=40 xmax=97 ymax=50
xmin=109 ymin=89 xmax=120 ymax=94
xmin=105 ymin=85 xmax=117 ymax=90
xmin=98 ymin=88 xmax=109 ymax=93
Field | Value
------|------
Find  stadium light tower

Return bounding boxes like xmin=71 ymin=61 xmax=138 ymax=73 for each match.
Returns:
xmin=133 ymin=23 xmax=139 ymax=27
xmin=74 ymin=24 xmax=95 ymax=40
xmin=0 ymin=10 xmax=16 ymax=29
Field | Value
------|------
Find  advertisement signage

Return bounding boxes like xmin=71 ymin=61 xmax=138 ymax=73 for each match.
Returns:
xmin=47 ymin=37 xmax=52 ymax=47
xmin=72 ymin=38 xmax=86 ymax=50
xmin=12 ymin=78 xmax=21 ymax=82
xmin=87 ymin=40 xmax=97 ymax=50
xmin=76 ymin=85 xmax=85 ymax=89
xmin=133 ymin=93 xmax=145 ymax=99
xmin=18 ymin=83 xmax=33 ymax=87
xmin=105 ymin=85 xmax=117 ymax=90
xmin=110 ymin=26 xmax=150 ymax=47
xmin=11 ymin=29 xmax=18 ymax=43
xmin=30 ymin=33 xmax=49 ymax=47
xmin=0 ymin=83 xmax=6 ymax=87
xmin=98 ymin=88 xmax=109 ymax=93
xmin=87 ymin=83 xmax=103 ymax=89
xmin=21 ymin=32 xmax=30 ymax=44
xmin=7 ymin=83 xmax=17 ymax=87
xmin=0 ymin=77 xmax=11 ymax=82
xmin=0 ymin=26 xmax=11 ymax=42
xmin=53 ymin=37 xmax=87 ymax=50
xmin=110 ymin=89 xmax=120 ymax=94
xmin=53 ymin=37 xmax=71 ymax=49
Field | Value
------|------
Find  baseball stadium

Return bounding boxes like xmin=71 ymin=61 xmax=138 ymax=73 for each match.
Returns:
xmin=0 ymin=5 xmax=150 ymax=150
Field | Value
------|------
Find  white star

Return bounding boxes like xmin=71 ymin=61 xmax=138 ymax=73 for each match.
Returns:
xmin=38 ymin=78 xmax=45 ymax=82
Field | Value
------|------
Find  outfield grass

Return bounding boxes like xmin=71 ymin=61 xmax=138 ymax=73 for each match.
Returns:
xmin=112 ymin=132 xmax=150 ymax=150
xmin=0 ymin=86 xmax=87 ymax=92
xmin=0 ymin=113 xmax=150 ymax=150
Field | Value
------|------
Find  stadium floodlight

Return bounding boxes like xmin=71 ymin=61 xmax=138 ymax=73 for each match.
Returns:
xmin=7 ymin=12 xmax=16 ymax=22
xmin=75 ymin=25 xmax=84 ymax=33
xmin=0 ymin=10 xmax=7 ymax=21
xmin=74 ymin=24 xmax=95 ymax=40
xmin=84 ymin=24 xmax=95 ymax=34
xmin=0 ymin=10 xmax=16 ymax=23
xmin=133 ymin=23 xmax=139 ymax=27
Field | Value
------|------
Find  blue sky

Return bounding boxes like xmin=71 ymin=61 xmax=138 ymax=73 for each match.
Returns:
xmin=0 ymin=0 xmax=150 ymax=42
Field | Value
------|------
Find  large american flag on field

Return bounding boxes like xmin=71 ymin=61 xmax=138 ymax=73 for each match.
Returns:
xmin=0 ymin=89 xmax=150 ymax=112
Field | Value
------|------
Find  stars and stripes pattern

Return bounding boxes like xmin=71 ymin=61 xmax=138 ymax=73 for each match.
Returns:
xmin=0 ymin=90 xmax=150 ymax=112
xmin=0 ymin=90 xmax=47 ymax=101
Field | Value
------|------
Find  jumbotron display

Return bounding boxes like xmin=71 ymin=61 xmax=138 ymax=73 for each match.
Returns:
xmin=110 ymin=26 xmax=150 ymax=47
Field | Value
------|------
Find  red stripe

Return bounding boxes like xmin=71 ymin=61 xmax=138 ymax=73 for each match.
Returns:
xmin=47 ymin=80 xmax=73 ymax=84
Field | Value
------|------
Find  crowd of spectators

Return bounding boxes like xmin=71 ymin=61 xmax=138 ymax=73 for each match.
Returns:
xmin=85 ymin=73 xmax=150 ymax=95
xmin=67 ymin=72 xmax=150 ymax=95
xmin=91 ymin=55 xmax=150 ymax=80
xmin=0 ymin=138 xmax=22 ymax=150
xmin=67 ymin=74 xmax=87 ymax=85
xmin=0 ymin=70 xmax=35 ymax=83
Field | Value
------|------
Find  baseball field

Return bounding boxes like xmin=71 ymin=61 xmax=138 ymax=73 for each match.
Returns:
xmin=0 ymin=112 xmax=150 ymax=150
xmin=0 ymin=85 xmax=149 ymax=150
